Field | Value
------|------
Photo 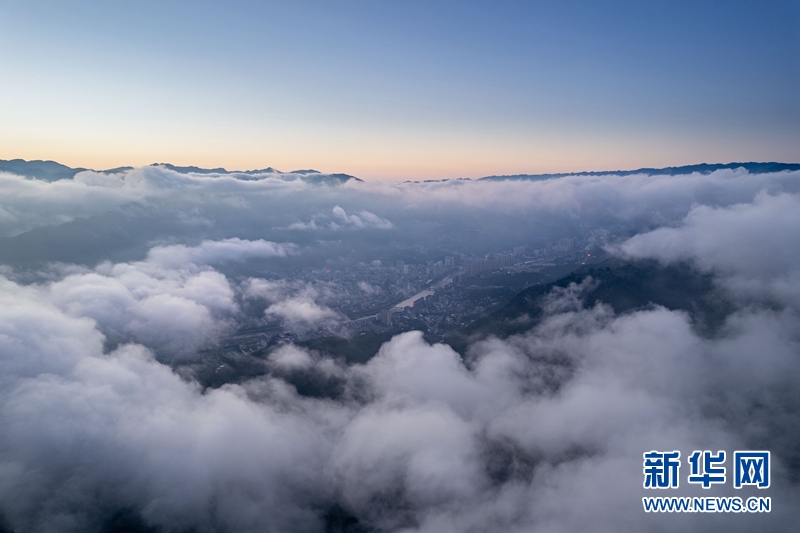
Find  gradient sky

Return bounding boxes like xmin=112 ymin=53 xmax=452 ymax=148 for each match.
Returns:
xmin=1 ymin=0 xmax=798 ymax=180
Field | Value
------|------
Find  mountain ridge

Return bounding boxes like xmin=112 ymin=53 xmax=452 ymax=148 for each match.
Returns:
xmin=1 ymin=159 xmax=798 ymax=184
xmin=478 ymin=162 xmax=800 ymax=181
xmin=0 ymin=159 xmax=361 ymax=183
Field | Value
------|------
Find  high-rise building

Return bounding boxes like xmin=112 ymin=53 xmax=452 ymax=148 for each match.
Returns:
xmin=555 ymin=238 xmax=574 ymax=252
xmin=377 ymin=310 xmax=392 ymax=326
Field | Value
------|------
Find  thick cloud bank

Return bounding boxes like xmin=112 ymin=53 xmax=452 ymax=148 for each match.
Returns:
xmin=0 ymin=167 xmax=799 ymax=532
xmin=243 ymin=278 xmax=342 ymax=330
xmin=2 ymin=165 xmax=800 ymax=242
xmin=618 ymin=191 xmax=800 ymax=308
xmin=25 ymin=239 xmax=292 ymax=359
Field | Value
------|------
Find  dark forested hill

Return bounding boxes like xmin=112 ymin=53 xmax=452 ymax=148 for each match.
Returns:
xmin=445 ymin=259 xmax=735 ymax=355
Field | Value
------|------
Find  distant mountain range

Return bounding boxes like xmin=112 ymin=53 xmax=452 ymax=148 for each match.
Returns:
xmin=0 ymin=159 xmax=360 ymax=184
xmin=478 ymin=162 xmax=800 ymax=181
xmin=1 ymin=158 xmax=798 ymax=183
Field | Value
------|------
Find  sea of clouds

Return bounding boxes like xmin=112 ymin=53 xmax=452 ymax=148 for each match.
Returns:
xmin=0 ymin=166 xmax=799 ymax=532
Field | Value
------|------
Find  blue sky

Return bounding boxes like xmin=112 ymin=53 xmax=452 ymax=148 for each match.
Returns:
xmin=1 ymin=0 xmax=798 ymax=179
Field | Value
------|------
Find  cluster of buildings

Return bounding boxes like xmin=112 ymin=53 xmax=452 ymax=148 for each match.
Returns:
xmin=454 ymin=255 xmax=515 ymax=282
xmin=209 ymin=235 xmax=591 ymax=355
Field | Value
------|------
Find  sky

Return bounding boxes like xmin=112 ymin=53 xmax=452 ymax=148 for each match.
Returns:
xmin=1 ymin=0 xmax=798 ymax=180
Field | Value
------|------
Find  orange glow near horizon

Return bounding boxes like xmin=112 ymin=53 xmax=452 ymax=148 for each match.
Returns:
xmin=3 ymin=129 xmax=793 ymax=182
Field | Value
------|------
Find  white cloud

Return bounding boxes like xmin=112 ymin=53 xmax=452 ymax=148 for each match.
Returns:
xmin=268 ymin=345 xmax=316 ymax=371
xmin=1 ymin=266 xmax=800 ymax=531
xmin=31 ymin=238 xmax=291 ymax=358
xmin=286 ymin=219 xmax=319 ymax=230
xmin=358 ymin=209 xmax=393 ymax=229
xmin=2 ymin=166 xmax=799 ymax=247
xmin=1 ymin=165 xmax=800 ymax=531
xmin=285 ymin=206 xmax=393 ymax=231
xmin=145 ymin=238 xmax=294 ymax=269
xmin=265 ymin=296 xmax=340 ymax=328
xmin=244 ymin=278 xmax=342 ymax=330
xmin=357 ymin=281 xmax=381 ymax=295
xmin=331 ymin=205 xmax=393 ymax=230
xmin=0 ymin=166 xmax=309 ymax=237
xmin=0 ymin=318 xmax=339 ymax=532
xmin=616 ymin=191 xmax=800 ymax=308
